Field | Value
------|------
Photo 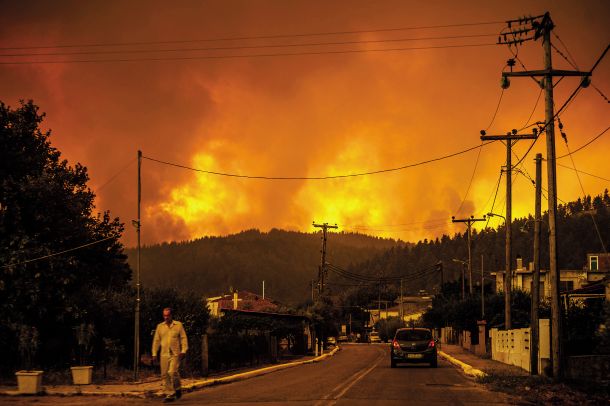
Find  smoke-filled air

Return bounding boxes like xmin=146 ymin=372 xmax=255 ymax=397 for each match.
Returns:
xmin=1 ymin=0 xmax=608 ymax=246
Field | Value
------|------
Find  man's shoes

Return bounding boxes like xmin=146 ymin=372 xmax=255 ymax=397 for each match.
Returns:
xmin=163 ymin=395 xmax=176 ymax=403
xmin=175 ymin=389 xmax=182 ymax=399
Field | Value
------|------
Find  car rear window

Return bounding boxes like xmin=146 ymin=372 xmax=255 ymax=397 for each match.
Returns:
xmin=395 ymin=330 xmax=431 ymax=341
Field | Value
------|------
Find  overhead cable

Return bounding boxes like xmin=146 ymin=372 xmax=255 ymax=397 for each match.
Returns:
xmin=142 ymin=141 xmax=497 ymax=180
xmin=0 ymin=33 xmax=498 ymax=58
xmin=556 ymin=125 xmax=610 ymax=159
xmin=2 ymin=236 xmax=116 ymax=269
xmin=0 ymin=20 xmax=505 ymax=51
xmin=0 ymin=43 xmax=497 ymax=65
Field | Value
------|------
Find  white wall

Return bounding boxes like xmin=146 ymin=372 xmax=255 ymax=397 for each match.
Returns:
xmin=489 ymin=319 xmax=550 ymax=373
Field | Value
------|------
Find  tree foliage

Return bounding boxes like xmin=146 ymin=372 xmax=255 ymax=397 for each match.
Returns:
xmin=342 ymin=191 xmax=610 ymax=294
xmin=0 ymin=100 xmax=131 ymax=371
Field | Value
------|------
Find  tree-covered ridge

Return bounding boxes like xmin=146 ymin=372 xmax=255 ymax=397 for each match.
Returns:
xmin=127 ymin=228 xmax=403 ymax=305
xmin=342 ymin=191 xmax=610 ymax=295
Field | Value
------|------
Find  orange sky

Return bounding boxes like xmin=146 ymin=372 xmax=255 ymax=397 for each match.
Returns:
xmin=1 ymin=0 xmax=608 ymax=247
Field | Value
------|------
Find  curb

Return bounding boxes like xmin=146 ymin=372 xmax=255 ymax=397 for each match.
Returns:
xmin=0 ymin=346 xmax=341 ymax=398
xmin=185 ymin=345 xmax=340 ymax=392
xmin=438 ymin=350 xmax=487 ymax=378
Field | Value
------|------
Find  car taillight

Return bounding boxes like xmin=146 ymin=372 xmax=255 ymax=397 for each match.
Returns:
xmin=428 ymin=340 xmax=435 ymax=348
xmin=392 ymin=339 xmax=400 ymax=349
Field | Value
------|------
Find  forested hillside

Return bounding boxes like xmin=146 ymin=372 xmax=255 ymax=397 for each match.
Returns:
xmin=339 ymin=191 xmax=610 ymax=296
xmin=129 ymin=191 xmax=609 ymax=305
xmin=126 ymin=229 xmax=403 ymax=304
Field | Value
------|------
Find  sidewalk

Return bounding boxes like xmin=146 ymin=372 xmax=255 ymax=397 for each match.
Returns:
xmin=0 ymin=347 xmax=340 ymax=398
xmin=438 ymin=344 xmax=529 ymax=378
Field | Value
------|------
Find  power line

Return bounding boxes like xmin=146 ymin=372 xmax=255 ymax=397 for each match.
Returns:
xmin=0 ymin=33 xmax=497 ymax=58
xmin=454 ymin=86 xmax=506 ymax=217
xmin=2 ymin=236 xmax=116 ymax=269
xmin=511 ymin=43 xmax=609 ymax=168
xmin=552 ymin=31 xmax=579 ymax=69
xmin=343 ymin=219 xmax=448 ymax=229
xmin=93 ymin=157 xmax=136 ymax=193
xmin=455 ymin=141 xmax=484 ymax=215
xmin=556 ymin=163 xmax=610 ymax=182
xmin=551 ymin=35 xmax=609 ymax=104
xmin=556 ymin=125 xmax=610 ymax=159
xmin=486 ymin=172 xmax=507 ymax=228
xmin=141 ymin=140 xmax=497 ymax=180
xmin=560 ymin=126 xmax=607 ymax=254
xmin=518 ymin=89 xmax=543 ymax=131
xmin=484 ymin=89 xmax=505 ymax=132
xmin=344 ymin=222 xmax=451 ymax=234
xmin=483 ymin=169 xmax=503 ymax=222
xmin=0 ymin=20 xmax=506 ymax=51
xmin=327 ymin=262 xmax=438 ymax=282
xmin=0 ymin=43 xmax=497 ymax=65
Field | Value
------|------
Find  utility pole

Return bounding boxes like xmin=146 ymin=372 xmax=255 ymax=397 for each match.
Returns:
xmin=312 ymin=222 xmax=338 ymax=295
xmin=451 ymin=216 xmax=486 ymax=295
xmin=133 ymin=150 xmax=142 ymax=381
xmin=498 ymin=12 xmax=591 ymax=380
xmin=311 ymin=280 xmax=315 ymax=302
xmin=400 ymin=278 xmax=403 ymax=323
xmin=438 ymin=261 xmax=444 ymax=291
xmin=531 ymin=153 xmax=543 ymax=375
xmin=481 ymin=129 xmax=538 ymax=330
xmin=452 ymin=258 xmax=467 ymax=300
xmin=481 ymin=254 xmax=485 ymax=319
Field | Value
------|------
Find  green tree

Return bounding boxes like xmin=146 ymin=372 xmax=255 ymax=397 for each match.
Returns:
xmin=0 ymin=100 xmax=131 ymax=371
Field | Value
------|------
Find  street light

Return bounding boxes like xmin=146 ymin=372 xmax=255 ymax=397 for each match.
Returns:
xmin=520 ymin=218 xmax=547 ymax=233
xmin=452 ymin=259 xmax=467 ymax=300
xmin=487 ymin=212 xmax=506 ymax=221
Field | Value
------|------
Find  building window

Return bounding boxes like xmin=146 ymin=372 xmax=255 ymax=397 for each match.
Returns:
xmin=560 ymin=281 xmax=574 ymax=293
xmin=590 ymin=256 xmax=599 ymax=271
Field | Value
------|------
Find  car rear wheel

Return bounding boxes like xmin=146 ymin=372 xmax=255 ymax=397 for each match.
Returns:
xmin=430 ymin=358 xmax=438 ymax=368
xmin=391 ymin=359 xmax=396 ymax=368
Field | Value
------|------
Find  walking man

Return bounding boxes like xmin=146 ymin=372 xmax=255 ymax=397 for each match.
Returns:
xmin=152 ymin=307 xmax=188 ymax=402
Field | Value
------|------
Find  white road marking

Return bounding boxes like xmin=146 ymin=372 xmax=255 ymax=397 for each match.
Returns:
xmin=314 ymin=346 xmax=386 ymax=406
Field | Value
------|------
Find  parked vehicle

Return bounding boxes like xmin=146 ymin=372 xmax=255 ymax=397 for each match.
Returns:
xmin=390 ymin=328 xmax=437 ymax=368
xmin=326 ymin=336 xmax=337 ymax=347
xmin=337 ymin=334 xmax=348 ymax=343
xmin=368 ymin=331 xmax=381 ymax=343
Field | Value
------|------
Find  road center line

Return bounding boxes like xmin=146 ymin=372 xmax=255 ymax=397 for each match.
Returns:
xmin=315 ymin=346 xmax=386 ymax=406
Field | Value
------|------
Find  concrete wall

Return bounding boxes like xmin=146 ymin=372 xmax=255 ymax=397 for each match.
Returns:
xmin=489 ymin=319 xmax=550 ymax=373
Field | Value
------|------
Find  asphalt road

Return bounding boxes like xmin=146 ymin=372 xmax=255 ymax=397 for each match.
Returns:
xmin=177 ymin=344 xmax=516 ymax=406
xmin=0 ymin=344 xmax=518 ymax=405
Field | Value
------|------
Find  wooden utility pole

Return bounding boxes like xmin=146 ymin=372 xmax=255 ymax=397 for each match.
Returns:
xmin=531 ymin=153 xmax=543 ymax=375
xmin=499 ymin=12 xmax=590 ymax=379
xmin=437 ymin=261 xmax=444 ymax=294
xmin=481 ymin=254 xmax=485 ymax=319
xmin=313 ymin=222 xmax=338 ymax=295
xmin=133 ymin=149 xmax=142 ymax=381
xmin=400 ymin=278 xmax=404 ymax=323
xmin=451 ymin=216 xmax=486 ymax=295
xmin=481 ymin=130 xmax=538 ymax=330
xmin=311 ymin=280 xmax=315 ymax=302
xmin=452 ymin=258 xmax=467 ymax=300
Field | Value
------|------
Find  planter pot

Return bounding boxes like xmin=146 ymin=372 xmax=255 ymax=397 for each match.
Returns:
xmin=70 ymin=366 xmax=93 ymax=385
xmin=15 ymin=370 xmax=44 ymax=394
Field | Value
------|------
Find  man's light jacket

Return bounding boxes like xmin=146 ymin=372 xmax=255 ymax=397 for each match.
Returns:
xmin=152 ymin=320 xmax=188 ymax=357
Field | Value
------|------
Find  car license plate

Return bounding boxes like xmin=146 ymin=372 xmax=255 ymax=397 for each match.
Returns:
xmin=407 ymin=354 xmax=423 ymax=359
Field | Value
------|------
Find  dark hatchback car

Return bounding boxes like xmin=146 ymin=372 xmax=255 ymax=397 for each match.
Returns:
xmin=390 ymin=328 xmax=437 ymax=368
